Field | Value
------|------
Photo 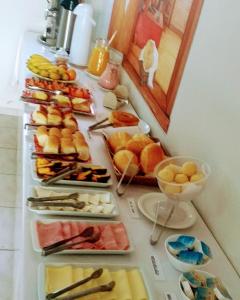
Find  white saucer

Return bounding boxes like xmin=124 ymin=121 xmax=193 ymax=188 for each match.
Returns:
xmin=137 ymin=192 xmax=197 ymax=229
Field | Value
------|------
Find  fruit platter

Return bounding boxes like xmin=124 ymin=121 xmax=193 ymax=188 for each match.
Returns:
xmin=27 ymin=54 xmax=77 ymax=82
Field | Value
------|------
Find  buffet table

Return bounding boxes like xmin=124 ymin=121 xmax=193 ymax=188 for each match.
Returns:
xmin=18 ymin=32 xmax=240 ymax=299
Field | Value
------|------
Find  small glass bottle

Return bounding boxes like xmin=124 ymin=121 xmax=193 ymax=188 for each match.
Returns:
xmin=87 ymin=38 xmax=110 ymax=76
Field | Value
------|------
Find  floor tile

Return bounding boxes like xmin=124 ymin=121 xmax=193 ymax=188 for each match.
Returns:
xmin=0 ymin=174 xmax=17 ymax=207
xmin=13 ymin=208 xmax=22 ymax=251
xmin=0 ymin=114 xmax=19 ymax=128
xmin=0 ymin=127 xmax=17 ymax=149
xmin=0 ymin=250 xmax=14 ymax=300
xmin=0 ymin=207 xmax=17 ymax=250
xmin=0 ymin=148 xmax=17 ymax=175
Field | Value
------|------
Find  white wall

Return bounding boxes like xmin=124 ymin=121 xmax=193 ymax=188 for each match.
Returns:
xmin=0 ymin=0 xmax=45 ymax=109
xmin=122 ymin=0 xmax=240 ymax=274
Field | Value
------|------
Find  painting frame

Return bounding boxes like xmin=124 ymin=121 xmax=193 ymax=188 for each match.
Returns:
xmin=108 ymin=0 xmax=203 ymax=132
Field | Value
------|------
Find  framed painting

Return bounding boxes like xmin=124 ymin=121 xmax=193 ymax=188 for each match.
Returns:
xmin=108 ymin=0 xmax=203 ymax=132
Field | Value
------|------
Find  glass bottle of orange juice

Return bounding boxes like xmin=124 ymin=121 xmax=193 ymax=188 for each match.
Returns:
xmin=87 ymin=38 xmax=109 ymax=76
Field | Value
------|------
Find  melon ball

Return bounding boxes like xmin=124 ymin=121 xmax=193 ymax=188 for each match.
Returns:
xmin=175 ymin=173 xmax=189 ymax=184
xmin=182 ymin=161 xmax=197 ymax=176
xmin=190 ymin=172 xmax=204 ymax=182
xmin=166 ymin=163 xmax=182 ymax=175
xmin=165 ymin=184 xmax=182 ymax=194
xmin=158 ymin=168 xmax=174 ymax=182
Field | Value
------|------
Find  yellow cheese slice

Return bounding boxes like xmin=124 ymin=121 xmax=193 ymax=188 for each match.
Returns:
xmin=127 ymin=269 xmax=148 ymax=300
xmin=45 ymin=266 xmax=73 ymax=296
xmin=72 ymin=267 xmax=85 ymax=294
xmin=97 ymin=268 xmax=117 ymax=300
xmin=111 ymin=270 xmax=132 ymax=300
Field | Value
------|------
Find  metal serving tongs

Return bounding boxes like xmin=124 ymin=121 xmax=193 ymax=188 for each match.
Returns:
xmin=88 ymin=117 xmax=113 ymax=132
xmin=116 ymin=156 xmax=138 ymax=197
xmin=41 ymin=164 xmax=82 ymax=185
xmin=42 ymin=226 xmax=101 ymax=256
xmin=55 ymin=281 xmax=115 ymax=300
xmin=27 ymin=85 xmax=63 ymax=95
xmin=46 ymin=268 xmax=104 ymax=299
xmin=150 ymin=202 xmax=175 ymax=245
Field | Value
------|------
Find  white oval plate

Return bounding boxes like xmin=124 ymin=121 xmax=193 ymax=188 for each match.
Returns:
xmin=137 ymin=192 xmax=197 ymax=229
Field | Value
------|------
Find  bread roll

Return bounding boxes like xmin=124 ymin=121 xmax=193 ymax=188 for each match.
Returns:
xmin=60 ymin=137 xmax=76 ymax=154
xmin=47 ymin=114 xmax=62 ymax=126
xmin=52 ymin=95 xmax=71 ymax=106
xmin=36 ymin=126 xmax=48 ymax=147
xmin=63 ymin=117 xmax=78 ymax=132
xmin=32 ymin=91 xmax=48 ymax=101
xmin=32 ymin=110 xmax=47 ymax=125
xmin=108 ymin=131 xmax=131 ymax=153
xmin=140 ymin=143 xmax=164 ymax=174
xmin=109 ymin=111 xmax=139 ymax=127
xmin=43 ymin=135 xmax=59 ymax=153
xmin=49 ymin=128 xmax=61 ymax=138
xmin=74 ymin=139 xmax=90 ymax=161
xmin=126 ymin=134 xmax=154 ymax=155
xmin=73 ymin=131 xmax=85 ymax=142
xmin=61 ymin=128 xmax=73 ymax=138
xmin=113 ymin=150 xmax=139 ymax=177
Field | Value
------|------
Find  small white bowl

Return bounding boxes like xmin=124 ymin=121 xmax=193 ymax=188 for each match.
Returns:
xmin=165 ymin=234 xmax=212 ymax=272
xmin=179 ymin=270 xmax=215 ymax=300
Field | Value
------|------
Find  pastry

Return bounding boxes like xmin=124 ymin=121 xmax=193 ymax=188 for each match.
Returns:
xmin=73 ymin=131 xmax=85 ymax=141
xmin=140 ymin=143 xmax=164 ymax=174
xmin=32 ymin=109 xmax=48 ymax=125
xmin=113 ymin=149 xmax=139 ymax=176
xmin=72 ymin=98 xmax=90 ymax=112
xmin=47 ymin=106 xmax=61 ymax=116
xmin=109 ymin=111 xmax=139 ymax=127
xmin=61 ymin=128 xmax=73 ymax=138
xmin=126 ymin=134 xmax=154 ymax=155
xmin=49 ymin=128 xmax=61 ymax=138
xmin=52 ymin=95 xmax=71 ymax=107
xmin=108 ymin=131 xmax=131 ymax=153
xmin=47 ymin=114 xmax=62 ymax=126
xmin=74 ymin=139 xmax=90 ymax=161
xmin=43 ymin=135 xmax=59 ymax=153
xmin=60 ymin=137 xmax=76 ymax=154
xmin=32 ymin=91 xmax=48 ymax=101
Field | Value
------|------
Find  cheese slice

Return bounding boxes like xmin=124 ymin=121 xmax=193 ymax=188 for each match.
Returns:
xmin=45 ymin=266 xmax=73 ymax=296
xmin=111 ymin=270 xmax=132 ymax=300
xmin=72 ymin=267 xmax=85 ymax=294
xmin=127 ymin=269 xmax=148 ymax=300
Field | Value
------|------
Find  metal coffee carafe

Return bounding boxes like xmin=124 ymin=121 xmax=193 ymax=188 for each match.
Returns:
xmin=40 ymin=0 xmax=60 ymax=47
xmin=56 ymin=0 xmax=79 ymax=53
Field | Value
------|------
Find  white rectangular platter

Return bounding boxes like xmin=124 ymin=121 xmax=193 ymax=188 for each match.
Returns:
xmin=38 ymin=262 xmax=152 ymax=300
xmin=27 ymin=186 xmax=119 ymax=218
xmin=31 ymin=218 xmax=134 ymax=255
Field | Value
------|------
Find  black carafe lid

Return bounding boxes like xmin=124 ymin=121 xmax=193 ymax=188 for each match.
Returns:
xmin=60 ymin=0 xmax=79 ymax=11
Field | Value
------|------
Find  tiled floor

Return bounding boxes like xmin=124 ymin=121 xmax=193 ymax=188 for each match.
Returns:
xmin=0 ymin=114 xmax=21 ymax=300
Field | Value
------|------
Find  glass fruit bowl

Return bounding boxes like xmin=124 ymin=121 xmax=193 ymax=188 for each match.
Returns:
xmin=155 ymin=156 xmax=211 ymax=203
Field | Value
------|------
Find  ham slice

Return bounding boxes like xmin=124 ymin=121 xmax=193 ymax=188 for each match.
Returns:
xmin=62 ymin=222 xmax=72 ymax=239
xmin=98 ymin=224 xmax=118 ymax=250
xmin=111 ymin=223 xmax=129 ymax=250
xmin=36 ymin=221 xmax=63 ymax=248
xmin=70 ymin=222 xmax=80 ymax=236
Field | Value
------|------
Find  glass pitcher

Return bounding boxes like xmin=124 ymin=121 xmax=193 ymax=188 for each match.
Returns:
xmin=98 ymin=61 xmax=120 ymax=90
xmin=87 ymin=38 xmax=109 ymax=76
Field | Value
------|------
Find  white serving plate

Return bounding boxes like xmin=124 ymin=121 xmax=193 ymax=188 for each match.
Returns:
xmin=30 ymin=160 xmax=113 ymax=188
xmin=27 ymin=186 xmax=119 ymax=218
xmin=38 ymin=262 xmax=152 ymax=300
xmin=138 ymin=192 xmax=197 ymax=229
xmin=31 ymin=218 xmax=134 ymax=255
